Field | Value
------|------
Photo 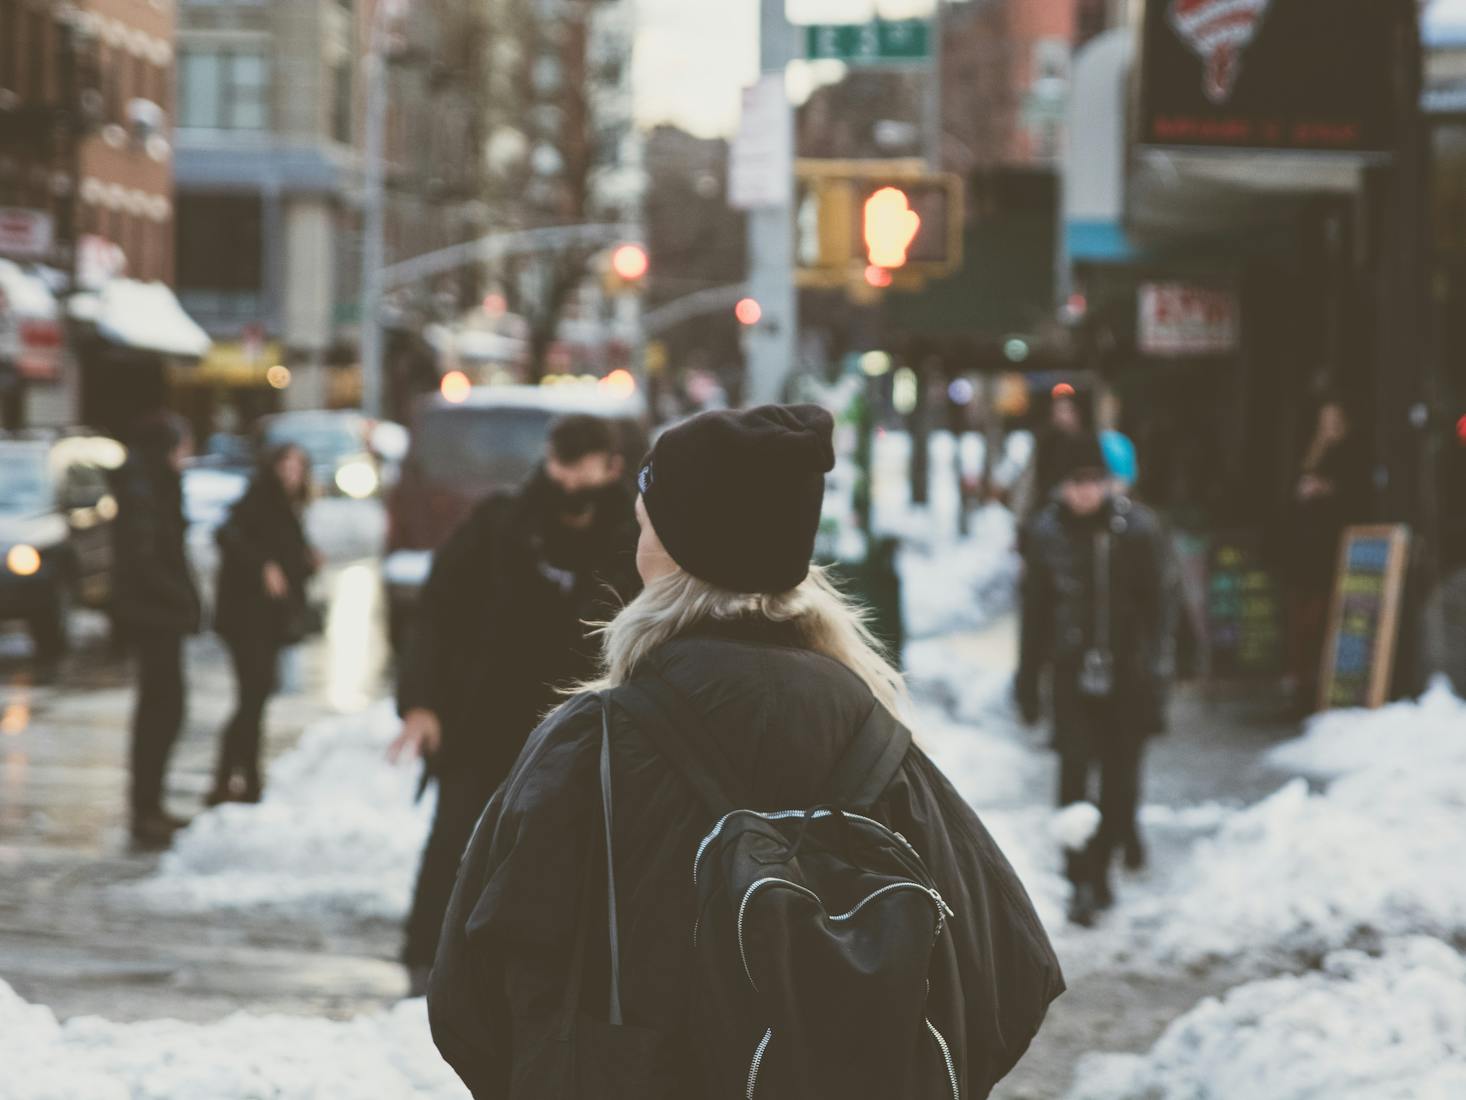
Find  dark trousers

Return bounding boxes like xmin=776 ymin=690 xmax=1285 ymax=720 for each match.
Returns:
xmin=130 ymin=629 xmax=186 ymax=819
xmin=217 ymin=636 xmax=280 ymax=786
xmin=1055 ymin=694 xmax=1144 ymax=885
xmin=403 ymin=770 xmax=499 ymax=968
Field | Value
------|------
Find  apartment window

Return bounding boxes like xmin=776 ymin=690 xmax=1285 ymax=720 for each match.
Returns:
xmin=178 ymin=49 xmax=270 ymax=130
xmin=176 ymin=193 xmax=265 ymax=324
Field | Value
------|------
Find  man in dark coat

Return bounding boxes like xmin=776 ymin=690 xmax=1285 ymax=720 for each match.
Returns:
xmin=389 ymin=414 xmax=640 ymax=991
xmin=1015 ymin=433 xmax=1172 ymax=926
xmin=111 ymin=413 xmax=203 ymax=847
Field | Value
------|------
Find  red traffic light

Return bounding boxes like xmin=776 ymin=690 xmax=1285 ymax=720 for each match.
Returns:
xmin=735 ymin=297 xmax=762 ymax=326
xmin=610 ymin=244 xmax=649 ymax=282
xmin=865 ymin=265 xmax=893 ymax=288
xmin=864 ymin=186 xmax=921 ymax=269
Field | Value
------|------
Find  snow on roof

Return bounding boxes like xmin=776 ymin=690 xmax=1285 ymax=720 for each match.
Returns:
xmin=69 ymin=279 xmax=211 ymax=359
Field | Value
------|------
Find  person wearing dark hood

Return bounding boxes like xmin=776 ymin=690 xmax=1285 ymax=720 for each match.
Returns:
xmin=1015 ymin=433 xmax=1172 ymax=926
xmin=209 ymin=442 xmax=319 ymax=805
xmin=111 ymin=412 xmax=203 ymax=848
xmin=389 ymin=413 xmax=640 ymax=994
xmin=428 ymin=405 xmax=1063 ymax=1100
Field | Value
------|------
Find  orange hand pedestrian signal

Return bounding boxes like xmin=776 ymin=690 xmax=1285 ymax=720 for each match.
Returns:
xmin=864 ymin=186 xmax=921 ymax=269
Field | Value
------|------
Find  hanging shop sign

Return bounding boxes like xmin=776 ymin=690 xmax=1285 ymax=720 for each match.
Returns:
xmin=1137 ymin=0 xmax=1403 ymax=154
xmin=1138 ymin=282 xmax=1238 ymax=356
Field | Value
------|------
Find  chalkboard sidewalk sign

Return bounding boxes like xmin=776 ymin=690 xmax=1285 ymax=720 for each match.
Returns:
xmin=1206 ymin=531 xmax=1285 ymax=680
xmin=1319 ymin=525 xmax=1411 ymax=711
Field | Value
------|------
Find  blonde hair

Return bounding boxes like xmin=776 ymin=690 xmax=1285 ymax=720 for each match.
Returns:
xmin=579 ymin=565 xmax=909 ymax=719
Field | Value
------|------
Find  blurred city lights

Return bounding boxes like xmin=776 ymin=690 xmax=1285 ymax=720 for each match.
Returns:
xmin=610 ymin=243 xmax=649 ymax=282
xmin=265 ymin=364 xmax=292 ymax=390
xmin=859 ymin=350 xmax=893 ymax=377
xmin=863 ymin=186 xmax=920 ymax=268
xmin=865 ymin=265 xmax=894 ymax=288
xmin=948 ymin=378 xmax=976 ymax=405
xmin=1457 ymin=414 xmax=1466 ymax=445
xmin=599 ymin=368 xmax=637 ymax=398
xmin=1052 ymin=382 xmax=1076 ymax=399
xmin=1003 ymin=337 xmax=1031 ymax=363
xmin=893 ymin=368 xmax=919 ymax=415
xmin=482 ymin=293 xmax=508 ymax=316
xmin=440 ymin=370 xmax=472 ymax=403
xmin=5 ymin=544 xmax=40 ymax=577
xmin=735 ymin=297 xmax=763 ymax=326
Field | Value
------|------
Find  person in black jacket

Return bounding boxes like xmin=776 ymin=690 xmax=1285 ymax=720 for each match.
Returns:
xmin=428 ymin=405 xmax=1064 ymax=1100
xmin=1015 ymin=433 xmax=1172 ymax=926
xmin=209 ymin=442 xmax=318 ymax=805
xmin=389 ymin=414 xmax=640 ymax=993
xmin=111 ymin=413 xmax=203 ymax=848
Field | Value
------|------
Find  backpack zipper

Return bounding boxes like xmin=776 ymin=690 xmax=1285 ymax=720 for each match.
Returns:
xmin=694 ymin=809 xmax=939 ymax=888
xmin=745 ymin=1027 xmax=773 ymax=1098
xmin=736 ymin=878 xmax=952 ymax=991
xmin=927 ymin=1018 xmax=960 ymax=1100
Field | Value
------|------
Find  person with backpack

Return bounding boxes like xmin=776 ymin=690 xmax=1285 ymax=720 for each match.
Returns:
xmin=1014 ymin=433 xmax=1173 ymax=926
xmin=428 ymin=404 xmax=1064 ymax=1100
xmin=209 ymin=442 xmax=319 ymax=805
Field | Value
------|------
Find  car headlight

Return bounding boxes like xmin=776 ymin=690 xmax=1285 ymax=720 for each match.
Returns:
xmin=5 ymin=544 xmax=42 ymax=577
xmin=335 ymin=461 xmax=379 ymax=499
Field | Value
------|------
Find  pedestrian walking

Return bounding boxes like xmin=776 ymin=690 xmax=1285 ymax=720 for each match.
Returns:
xmin=209 ymin=443 xmax=318 ymax=806
xmin=388 ymin=414 xmax=640 ymax=995
xmin=1284 ymin=397 xmax=1367 ymax=715
xmin=1015 ymin=433 xmax=1172 ymax=927
xmin=110 ymin=413 xmax=202 ymax=848
xmin=428 ymin=405 xmax=1063 ymax=1100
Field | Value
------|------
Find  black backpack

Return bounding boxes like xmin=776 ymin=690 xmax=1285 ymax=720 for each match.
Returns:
xmin=614 ymin=677 xmax=965 ymax=1100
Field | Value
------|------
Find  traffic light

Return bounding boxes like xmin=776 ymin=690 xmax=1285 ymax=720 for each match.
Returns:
xmin=604 ymin=243 xmax=649 ymax=294
xmin=864 ymin=186 xmax=921 ymax=268
xmin=793 ymin=160 xmax=963 ymax=289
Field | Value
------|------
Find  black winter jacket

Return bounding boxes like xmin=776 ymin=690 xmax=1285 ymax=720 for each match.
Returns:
xmin=396 ymin=470 xmax=640 ymax=783
xmin=214 ymin=474 xmax=314 ymax=645
xmin=109 ymin=456 xmax=201 ymax=635
xmin=428 ymin=621 xmax=1064 ymax=1099
xmin=1017 ymin=496 xmax=1172 ymax=741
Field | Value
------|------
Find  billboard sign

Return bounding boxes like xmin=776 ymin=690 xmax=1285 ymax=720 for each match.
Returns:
xmin=1138 ymin=0 xmax=1405 ymax=155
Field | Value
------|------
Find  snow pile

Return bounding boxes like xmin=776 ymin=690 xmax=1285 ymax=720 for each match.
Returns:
xmin=129 ymin=703 xmax=433 ymax=920
xmin=0 ymin=980 xmax=468 ymax=1100
xmin=1068 ymin=937 xmax=1466 ymax=1100
xmin=1269 ymin=676 xmax=1466 ymax=779
xmin=898 ymin=503 xmax=1020 ymax=640
xmin=1134 ymin=680 xmax=1466 ymax=967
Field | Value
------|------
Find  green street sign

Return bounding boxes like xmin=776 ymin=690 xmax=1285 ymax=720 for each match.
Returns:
xmin=805 ymin=19 xmax=931 ymax=66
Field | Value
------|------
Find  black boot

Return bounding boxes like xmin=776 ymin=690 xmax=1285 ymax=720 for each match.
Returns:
xmin=131 ymin=809 xmax=188 ymax=849
xmin=1123 ymin=831 xmax=1148 ymax=872
xmin=1067 ymin=882 xmax=1099 ymax=927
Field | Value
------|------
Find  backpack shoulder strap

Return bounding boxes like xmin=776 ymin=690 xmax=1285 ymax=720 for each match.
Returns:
xmin=821 ymin=701 xmax=913 ymax=810
xmin=611 ymin=677 xmax=741 ymax=817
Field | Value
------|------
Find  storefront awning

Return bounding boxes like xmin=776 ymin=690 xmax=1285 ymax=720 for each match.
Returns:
xmin=70 ymin=279 xmax=211 ymax=360
xmin=0 ymin=258 xmax=63 ymax=381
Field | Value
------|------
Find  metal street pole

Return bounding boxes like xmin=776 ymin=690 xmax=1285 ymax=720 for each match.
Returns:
xmin=745 ymin=0 xmax=798 ymax=405
xmin=924 ymin=0 xmax=944 ymax=169
xmin=358 ymin=1 xmax=400 ymax=421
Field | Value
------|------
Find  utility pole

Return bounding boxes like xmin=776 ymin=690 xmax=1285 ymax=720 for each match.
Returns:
xmin=358 ymin=0 xmax=404 ymax=421
xmin=924 ymin=0 xmax=945 ymax=170
xmin=744 ymin=0 xmax=798 ymax=405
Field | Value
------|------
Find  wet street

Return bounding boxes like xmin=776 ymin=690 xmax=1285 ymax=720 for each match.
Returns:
xmin=0 ymin=498 xmax=408 ymax=1022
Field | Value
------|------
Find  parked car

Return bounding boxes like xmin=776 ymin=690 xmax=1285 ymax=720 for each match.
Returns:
xmin=0 ymin=432 xmax=126 ymax=657
xmin=382 ymin=383 xmax=648 ymax=649
xmin=255 ymin=410 xmax=384 ymax=499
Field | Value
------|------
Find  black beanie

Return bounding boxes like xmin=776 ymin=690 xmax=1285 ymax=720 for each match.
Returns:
xmin=1052 ymin=432 xmax=1109 ymax=482
xmin=638 ymin=404 xmax=836 ymax=594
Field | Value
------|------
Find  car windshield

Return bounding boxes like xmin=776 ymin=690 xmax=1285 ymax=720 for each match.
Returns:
xmin=0 ymin=447 xmax=52 ymax=513
xmin=411 ymin=407 xmax=557 ymax=486
xmin=262 ymin=418 xmax=362 ymax=467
